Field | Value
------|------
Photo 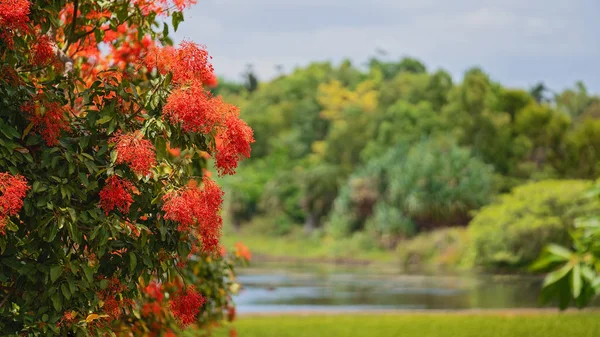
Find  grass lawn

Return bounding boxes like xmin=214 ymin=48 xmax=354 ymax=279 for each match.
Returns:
xmin=200 ymin=312 xmax=600 ymax=337
xmin=220 ymin=230 xmax=395 ymax=263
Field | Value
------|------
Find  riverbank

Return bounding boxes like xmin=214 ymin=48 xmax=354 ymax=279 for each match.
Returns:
xmin=195 ymin=311 xmax=600 ymax=337
xmin=221 ymin=225 xmax=473 ymax=272
xmin=221 ymin=230 xmax=396 ymax=265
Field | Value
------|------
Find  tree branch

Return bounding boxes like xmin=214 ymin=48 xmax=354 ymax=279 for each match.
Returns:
xmin=69 ymin=0 xmax=79 ymax=43
xmin=0 ymin=289 xmax=13 ymax=309
xmin=48 ymin=27 xmax=75 ymax=75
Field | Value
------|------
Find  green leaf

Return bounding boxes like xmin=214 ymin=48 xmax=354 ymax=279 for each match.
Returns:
xmin=96 ymin=115 xmax=113 ymax=125
xmin=172 ymin=11 xmax=184 ymax=31
xmin=110 ymin=150 xmax=118 ymax=165
xmin=61 ymin=283 xmax=71 ymax=300
xmin=544 ymin=263 xmax=573 ymax=287
xmin=82 ymin=265 xmax=94 ymax=284
xmin=50 ymin=293 xmax=62 ymax=312
xmin=581 ymin=265 xmax=596 ymax=282
xmin=67 ymin=208 xmax=77 ymax=222
xmin=129 ymin=252 xmax=137 ymax=271
xmin=99 ymin=279 xmax=109 ymax=290
xmin=546 ymin=244 xmax=573 ymax=260
xmin=0 ymin=119 xmax=21 ymax=139
xmin=78 ymin=172 xmax=89 ymax=187
xmin=50 ymin=265 xmax=63 ymax=283
xmin=572 ymin=263 xmax=582 ymax=299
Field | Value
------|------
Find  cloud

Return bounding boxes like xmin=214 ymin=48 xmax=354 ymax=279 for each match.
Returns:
xmin=174 ymin=0 xmax=600 ymax=92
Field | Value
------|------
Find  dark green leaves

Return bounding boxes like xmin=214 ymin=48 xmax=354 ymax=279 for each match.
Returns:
xmin=50 ymin=265 xmax=63 ymax=283
xmin=172 ymin=11 xmax=184 ymax=31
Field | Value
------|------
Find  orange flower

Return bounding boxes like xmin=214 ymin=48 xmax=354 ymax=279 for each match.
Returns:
xmin=235 ymin=242 xmax=251 ymax=261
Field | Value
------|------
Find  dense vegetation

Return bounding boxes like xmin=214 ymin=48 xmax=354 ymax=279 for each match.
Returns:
xmin=216 ymin=58 xmax=600 ymax=271
xmin=0 ymin=0 xmax=253 ymax=336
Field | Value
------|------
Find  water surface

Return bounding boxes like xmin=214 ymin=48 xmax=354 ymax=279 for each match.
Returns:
xmin=233 ymin=262 xmax=589 ymax=313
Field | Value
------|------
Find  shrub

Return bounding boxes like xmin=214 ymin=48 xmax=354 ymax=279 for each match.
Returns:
xmin=326 ymin=137 xmax=494 ymax=242
xmin=468 ymin=180 xmax=600 ymax=269
xmin=396 ymin=227 xmax=470 ymax=271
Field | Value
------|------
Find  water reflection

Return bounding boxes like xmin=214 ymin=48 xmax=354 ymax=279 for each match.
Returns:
xmin=233 ymin=262 xmax=589 ymax=313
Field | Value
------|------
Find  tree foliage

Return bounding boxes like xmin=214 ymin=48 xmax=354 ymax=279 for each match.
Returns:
xmin=0 ymin=1 xmax=253 ymax=336
xmin=215 ymin=52 xmax=600 ymax=255
xmin=469 ymin=180 xmax=600 ymax=268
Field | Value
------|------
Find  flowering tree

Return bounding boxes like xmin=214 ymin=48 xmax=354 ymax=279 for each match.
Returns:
xmin=0 ymin=0 xmax=254 ymax=336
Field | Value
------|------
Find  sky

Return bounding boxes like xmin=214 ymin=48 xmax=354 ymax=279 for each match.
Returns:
xmin=174 ymin=0 xmax=600 ymax=93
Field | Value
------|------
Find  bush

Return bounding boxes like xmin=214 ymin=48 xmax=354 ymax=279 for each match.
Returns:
xmin=396 ymin=227 xmax=470 ymax=271
xmin=326 ymin=137 xmax=494 ymax=242
xmin=386 ymin=138 xmax=495 ymax=229
xmin=468 ymin=180 xmax=600 ymax=269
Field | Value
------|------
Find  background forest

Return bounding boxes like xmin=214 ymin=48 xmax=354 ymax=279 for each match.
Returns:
xmin=212 ymin=57 xmax=600 ymax=272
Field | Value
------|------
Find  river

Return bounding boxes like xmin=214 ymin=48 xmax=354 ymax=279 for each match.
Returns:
xmin=233 ymin=261 xmax=596 ymax=314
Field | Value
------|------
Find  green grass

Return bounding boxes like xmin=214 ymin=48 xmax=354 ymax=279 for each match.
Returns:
xmin=200 ymin=313 xmax=600 ymax=337
xmin=220 ymin=230 xmax=394 ymax=263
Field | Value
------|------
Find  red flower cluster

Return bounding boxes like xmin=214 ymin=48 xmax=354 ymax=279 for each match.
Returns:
xmin=133 ymin=0 xmax=197 ymax=15
xmin=56 ymin=311 xmax=76 ymax=328
xmin=163 ymin=87 xmax=254 ymax=175
xmin=162 ymin=177 xmax=223 ymax=252
xmin=32 ymin=35 xmax=55 ymax=67
xmin=214 ymin=113 xmax=255 ymax=176
xmin=162 ymin=82 xmax=222 ymax=133
xmin=142 ymin=302 xmax=162 ymax=316
xmin=21 ymin=101 xmax=71 ymax=146
xmin=97 ymin=277 xmax=133 ymax=320
xmin=99 ymin=176 xmax=134 ymax=215
xmin=0 ymin=172 xmax=29 ymax=234
xmin=145 ymin=281 xmax=164 ymax=302
xmin=168 ymin=286 xmax=205 ymax=327
xmin=110 ymin=131 xmax=156 ymax=176
xmin=145 ymin=41 xmax=213 ymax=86
xmin=0 ymin=0 xmax=31 ymax=47
xmin=149 ymin=40 xmax=254 ymax=175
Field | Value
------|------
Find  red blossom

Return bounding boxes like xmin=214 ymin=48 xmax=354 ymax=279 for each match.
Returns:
xmin=205 ymin=73 xmax=218 ymax=87
xmin=142 ymin=302 xmax=162 ymax=316
xmin=214 ymin=114 xmax=255 ymax=176
xmin=162 ymin=81 xmax=222 ymax=133
xmin=227 ymin=306 xmax=236 ymax=321
xmin=0 ymin=172 xmax=29 ymax=234
xmin=97 ymin=277 xmax=133 ymax=320
xmin=162 ymin=177 xmax=224 ymax=252
xmin=144 ymin=41 xmax=214 ymax=86
xmin=133 ymin=0 xmax=197 ymax=15
xmin=1 ymin=66 xmax=22 ymax=86
xmin=21 ymin=101 xmax=71 ymax=146
xmin=169 ymin=286 xmax=205 ymax=327
xmin=145 ymin=282 xmax=164 ymax=302
xmin=99 ymin=176 xmax=134 ymax=215
xmin=0 ymin=0 xmax=30 ymax=32
xmin=32 ymin=35 xmax=55 ymax=66
xmin=102 ymin=297 xmax=122 ymax=319
xmin=110 ymin=131 xmax=156 ymax=176
xmin=56 ymin=311 xmax=76 ymax=327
